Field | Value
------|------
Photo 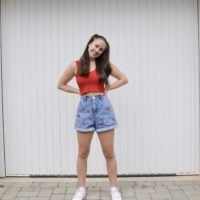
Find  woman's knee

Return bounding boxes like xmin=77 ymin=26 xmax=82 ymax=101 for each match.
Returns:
xmin=103 ymin=150 xmax=115 ymax=159
xmin=78 ymin=147 xmax=90 ymax=159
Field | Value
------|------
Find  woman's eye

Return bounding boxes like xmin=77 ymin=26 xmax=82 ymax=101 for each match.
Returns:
xmin=94 ymin=44 xmax=104 ymax=52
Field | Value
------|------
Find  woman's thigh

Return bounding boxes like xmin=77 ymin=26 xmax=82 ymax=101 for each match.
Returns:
xmin=77 ymin=131 xmax=94 ymax=149
xmin=97 ymin=129 xmax=115 ymax=153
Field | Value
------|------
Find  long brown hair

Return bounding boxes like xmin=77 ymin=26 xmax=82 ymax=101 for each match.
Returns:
xmin=77 ymin=34 xmax=111 ymax=87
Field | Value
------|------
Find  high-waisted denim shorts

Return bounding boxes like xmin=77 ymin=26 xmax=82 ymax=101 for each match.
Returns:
xmin=74 ymin=94 xmax=118 ymax=132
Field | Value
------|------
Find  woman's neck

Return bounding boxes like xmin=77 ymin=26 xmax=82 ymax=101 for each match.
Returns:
xmin=90 ymin=59 xmax=96 ymax=64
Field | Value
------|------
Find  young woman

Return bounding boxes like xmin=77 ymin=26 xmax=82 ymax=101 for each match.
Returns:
xmin=57 ymin=34 xmax=128 ymax=200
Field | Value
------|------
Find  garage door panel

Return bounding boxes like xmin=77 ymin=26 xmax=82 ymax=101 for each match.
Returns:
xmin=1 ymin=0 xmax=199 ymax=175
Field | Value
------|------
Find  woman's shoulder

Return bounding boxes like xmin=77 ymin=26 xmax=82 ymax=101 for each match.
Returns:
xmin=68 ymin=60 xmax=80 ymax=68
xmin=70 ymin=60 xmax=80 ymax=75
xmin=73 ymin=60 xmax=80 ymax=68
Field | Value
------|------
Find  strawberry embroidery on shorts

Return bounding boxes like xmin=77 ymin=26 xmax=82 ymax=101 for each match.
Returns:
xmin=85 ymin=109 xmax=90 ymax=113
xmin=112 ymin=117 xmax=116 ymax=122
xmin=106 ymin=107 xmax=111 ymax=112
xmin=99 ymin=119 xmax=106 ymax=125
xmin=80 ymin=120 xmax=87 ymax=125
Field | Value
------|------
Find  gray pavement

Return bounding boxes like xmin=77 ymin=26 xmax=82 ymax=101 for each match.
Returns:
xmin=0 ymin=176 xmax=200 ymax=199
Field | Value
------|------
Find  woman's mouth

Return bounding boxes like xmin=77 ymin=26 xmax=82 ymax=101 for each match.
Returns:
xmin=91 ymin=52 xmax=98 ymax=57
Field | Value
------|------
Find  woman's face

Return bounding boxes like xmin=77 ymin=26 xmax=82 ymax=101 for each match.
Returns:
xmin=88 ymin=38 xmax=107 ymax=59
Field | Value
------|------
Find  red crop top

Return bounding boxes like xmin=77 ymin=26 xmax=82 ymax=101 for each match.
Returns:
xmin=75 ymin=61 xmax=105 ymax=96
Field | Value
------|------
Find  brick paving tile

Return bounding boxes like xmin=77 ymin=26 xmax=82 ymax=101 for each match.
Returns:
xmin=162 ymin=181 xmax=176 ymax=186
xmin=175 ymin=181 xmax=195 ymax=186
xmin=0 ymin=187 xmax=8 ymax=195
xmin=86 ymin=182 xmax=97 ymax=187
xmin=188 ymin=197 xmax=200 ymax=200
xmin=136 ymin=193 xmax=152 ymax=199
xmin=135 ymin=187 xmax=156 ymax=194
xmin=39 ymin=183 xmax=58 ymax=188
xmin=118 ymin=181 xmax=136 ymax=187
xmin=184 ymin=190 xmax=200 ymax=196
xmin=154 ymin=185 xmax=170 ymax=193
xmin=37 ymin=188 xmax=53 ymax=197
xmin=17 ymin=191 xmax=39 ymax=198
xmin=170 ymin=191 xmax=188 ymax=199
xmin=52 ymin=187 xmax=66 ymax=194
xmin=50 ymin=194 xmax=66 ymax=200
xmin=121 ymin=186 xmax=135 ymax=197
xmin=64 ymin=193 xmax=73 ymax=199
xmin=150 ymin=192 xmax=172 ymax=199
xmin=96 ymin=182 xmax=110 ymax=187
xmin=64 ymin=186 xmax=77 ymax=194
xmin=6 ymin=187 xmax=21 ymax=192
xmin=167 ymin=185 xmax=182 ymax=191
xmin=29 ymin=198 xmax=49 ymax=200
xmin=13 ymin=182 xmax=33 ymax=187
xmin=139 ymin=181 xmax=156 ymax=186
xmin=99 ymin=198 xmax=111 ymax=200
xmin=1 ymin=191 xmax=19 ymax=199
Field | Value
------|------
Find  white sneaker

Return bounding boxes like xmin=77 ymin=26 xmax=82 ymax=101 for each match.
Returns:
xmin=111 ymin=187 xmax=122 ymax=200
xmin=72 ymin=187 xmax=86 ymax=200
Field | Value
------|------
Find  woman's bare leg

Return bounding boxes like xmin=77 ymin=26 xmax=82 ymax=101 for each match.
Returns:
xmin=77 ymin=131 xmax=94 ymax=186
xmin=97 ymin=129 xmax=118 ymax=187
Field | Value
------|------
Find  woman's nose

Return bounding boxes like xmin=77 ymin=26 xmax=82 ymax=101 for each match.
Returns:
xmin=95 ymin=48 xmax=100 ymax=53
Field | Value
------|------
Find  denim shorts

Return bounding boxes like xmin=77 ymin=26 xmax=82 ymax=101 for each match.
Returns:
xmin=74 ymin=94 xmax=118 ymax=132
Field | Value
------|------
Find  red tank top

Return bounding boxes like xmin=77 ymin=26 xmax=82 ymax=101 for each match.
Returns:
xmin=75 ymin=61 xmax=105 ymax=96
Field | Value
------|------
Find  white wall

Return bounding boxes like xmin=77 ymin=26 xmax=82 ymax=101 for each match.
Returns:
xmin=0 ymin=0 xmax=5 ymax=177
xmin=1 ymin=0 xmax=199 ymax=176
xmin=198 ymin=0 xmax=200 ymax=174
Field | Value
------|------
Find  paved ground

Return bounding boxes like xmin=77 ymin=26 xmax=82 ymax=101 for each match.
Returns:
xmin=0 ymin=176 xmax=200 ymax=200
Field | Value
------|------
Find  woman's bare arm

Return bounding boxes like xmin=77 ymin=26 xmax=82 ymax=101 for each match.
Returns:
xmin=106 ymin=62 xmax=128 ymax=92
xmin=57 ymin=61 xmax=80 ymax=94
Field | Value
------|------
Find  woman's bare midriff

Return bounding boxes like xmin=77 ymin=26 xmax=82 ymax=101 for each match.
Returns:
xmin=82 ymin=92 xmax=105 ymax=96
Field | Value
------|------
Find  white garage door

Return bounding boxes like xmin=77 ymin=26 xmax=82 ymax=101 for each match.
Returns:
xmin=1 ymin=0 xmax=199 ymax=176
